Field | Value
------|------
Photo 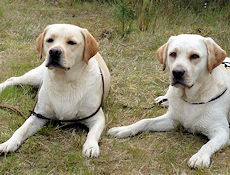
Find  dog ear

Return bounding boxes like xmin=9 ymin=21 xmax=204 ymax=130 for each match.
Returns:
xmin=35 ymin=28 xmax=48 ymax=59
xmin=204 ymin=37 xmax=227 ymax=73
xmin=81 ymin=29 xmax=99 ymax=64
xmin=156 ymin=41 xmax=170 ymax=71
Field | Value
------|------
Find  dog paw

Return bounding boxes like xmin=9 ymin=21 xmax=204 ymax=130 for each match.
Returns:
xmin=83 ymin=140 xmax=100 ymax=158
xmin=0 ymin=84 xmax=6 ymax=93
xmin=0 ymin=139 xmax=21 ymax=153
xmin=188 ymin=153 xmax=210 ymax=168
xmin=154 ymin=96 xmax=169 ymax=107
xmin=107 ymin=126 xmax=133 ymax=138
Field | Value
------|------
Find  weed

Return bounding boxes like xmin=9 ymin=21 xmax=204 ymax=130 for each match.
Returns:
xmin=113 ymin=0 xmax=134 ymax=37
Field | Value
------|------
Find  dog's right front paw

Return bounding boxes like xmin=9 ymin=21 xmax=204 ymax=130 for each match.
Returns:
xmin=0 ymin=139 xmax=21 ymax=153
xmin=83 ymin=140 xmax=100 ymax=158
xmin=107 ymin=126 xmax=133 ymax=138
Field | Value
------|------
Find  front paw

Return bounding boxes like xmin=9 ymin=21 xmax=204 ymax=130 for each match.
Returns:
xmin=188 ymin=152 xmax=210 ymax=168
xmin=107 ymin=126 xmax=133 ymax=138
xmin=83 ymin=140 xmax=100 ymax=158
xmin=154 ymin=96 xmax=169 ymax=107
xmin=0 ymin=84 xmax=6 ymax=93
xmin=0 ymin=139 xmax=21 ymax=153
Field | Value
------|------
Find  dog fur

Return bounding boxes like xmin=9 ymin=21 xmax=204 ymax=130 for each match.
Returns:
xmin=108 ymin=34 xmax=230 ymax=168
xmin=0 ymin=24 xmax=110 ymax=157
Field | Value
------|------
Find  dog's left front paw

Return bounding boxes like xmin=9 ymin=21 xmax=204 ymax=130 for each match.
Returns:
xmin=83 ymin=140 xmax=100 ymax=158
xmin=154 ymin=96 xmax=169 ymax=107
xmin=188 ymin=152 xmax=210 ymax=168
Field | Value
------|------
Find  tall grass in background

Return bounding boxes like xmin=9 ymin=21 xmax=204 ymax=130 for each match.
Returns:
xmin=112 ymin=0 xmax=230 ymax=37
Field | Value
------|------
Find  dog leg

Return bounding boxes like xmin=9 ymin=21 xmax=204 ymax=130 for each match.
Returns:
xmin=0 ymin=62 xmax=45 ymax=93
xmin=107 ymin=114 xmax=175 ymax=138
xmin=0 ymin=115 xmax=47 ymax=152
xmin=188 ymin=128 xmax=230 ymax=168
xmin=82 ymin=109 xmax=105 ymax=157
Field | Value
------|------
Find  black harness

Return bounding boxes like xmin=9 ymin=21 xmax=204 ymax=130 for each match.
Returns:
xmin=182 ymin=62 xmax=230 ymax=105
xmin=29 ymin=67 xmax=104 ymax=123
xmin=182 ymin=88 xmax=227 ymax=105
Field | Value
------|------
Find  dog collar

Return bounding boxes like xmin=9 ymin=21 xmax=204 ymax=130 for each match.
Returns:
xmin=183 ymin=88 xmax=227 ymax=105
xmin=29 ymin=67 xmax=105 ymax=122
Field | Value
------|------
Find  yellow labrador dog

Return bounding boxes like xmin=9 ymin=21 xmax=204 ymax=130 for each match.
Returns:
xmin=0 ymin=24 xmax=110 ymax=157
xmin=108 ymin=34 xmax=230 ymax=168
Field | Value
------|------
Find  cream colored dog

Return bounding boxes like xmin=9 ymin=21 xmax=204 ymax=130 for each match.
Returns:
xmin=108 ymin=34 xmax=230 ymax=168
xmin=0 ymin=24 xmax=110 ymax=157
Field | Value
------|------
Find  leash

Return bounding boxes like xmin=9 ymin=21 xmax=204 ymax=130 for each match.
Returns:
xmin=0 ymin=104 xmax=26 ymax=119
xmin=1 ymin=62 xmax=228 ymax=118
xmin=123 ymin=88 xmax=227 ymax=108
xmin=29 ymin=67 xmax=105 ymax=123
xmin=122 ymin=98 xmax=168 ymax=110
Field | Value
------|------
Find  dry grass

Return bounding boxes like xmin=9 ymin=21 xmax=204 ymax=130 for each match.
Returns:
xmin=0 ymin=0 xmax=230 ymax=174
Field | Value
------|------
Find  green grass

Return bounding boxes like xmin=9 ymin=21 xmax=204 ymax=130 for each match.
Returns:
xmin=0 ymin=0 xmax=230 ymax=174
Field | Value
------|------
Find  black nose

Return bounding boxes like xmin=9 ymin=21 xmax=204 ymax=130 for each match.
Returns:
xmin=49 ymin=47 xmax=62 ymax=57
xmin=172 ymin=67 xmax=186 ymax=79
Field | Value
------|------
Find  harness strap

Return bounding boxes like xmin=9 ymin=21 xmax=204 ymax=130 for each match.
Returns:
xmin=183 ymin=88 xmax=227 ymax=105
xmin=181 ymin=62 xmax=229 ymax=105
xmin=30 ymin=67 xmax=105 ymax=122
xmin=222 ymin=62 xmax=230 ymax=68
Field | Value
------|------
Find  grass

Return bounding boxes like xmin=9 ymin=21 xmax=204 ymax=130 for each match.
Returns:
xmin=0 ymin=0 xmax=230 ymax=174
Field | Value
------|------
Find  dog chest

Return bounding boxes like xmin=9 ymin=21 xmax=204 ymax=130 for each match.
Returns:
xmin=37 ymin=76 xmax=101 ymax=120
xmin=169 ymin=99 xmax=221 ymax=134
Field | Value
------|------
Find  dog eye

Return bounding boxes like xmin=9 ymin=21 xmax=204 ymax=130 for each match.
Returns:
xmin=46 ymin=38 xmax=54 ymax=43
xmin=67 ymin=41 xmax=77 ymax=45
xmin=190 ymin=54 xmax=199 ymax=59
xmin=170 ymin=52 xmax=177 ymax=58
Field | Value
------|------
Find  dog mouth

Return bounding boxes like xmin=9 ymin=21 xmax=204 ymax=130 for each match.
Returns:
xmin=171 ymin=78 xmax=193 ymax=88
xmin=171 ymin=78 xmax=186 ymax=87
xmin=171 ymin=67 xmax=193 ymax=88
xmin=46 ymin=58 xmax=70 ymax=70
xmin=46 ymin=47 xmax=70 ymax=70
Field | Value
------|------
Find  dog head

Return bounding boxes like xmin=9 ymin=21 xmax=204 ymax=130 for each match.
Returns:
xmin=36 ymin=24 xmax=99 ymax=70
xmin=156 ymin=34 xmax=227 ymax=88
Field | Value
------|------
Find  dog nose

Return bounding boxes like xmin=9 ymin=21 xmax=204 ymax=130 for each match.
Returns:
xmin=172 ymin=67 xmax=186 ymax=79
xmin=49 ymin=47 xmax=62 ymax=57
